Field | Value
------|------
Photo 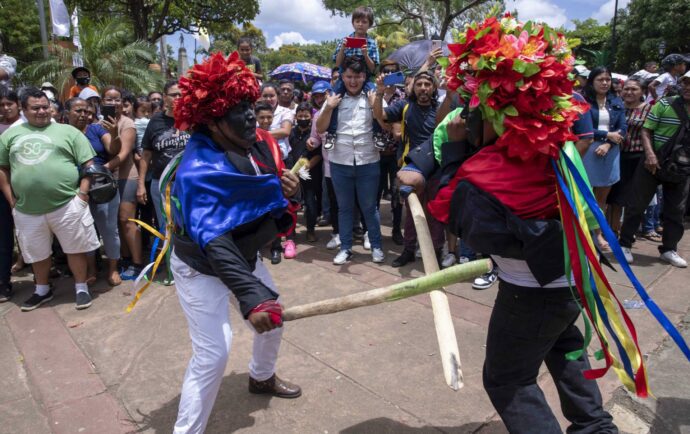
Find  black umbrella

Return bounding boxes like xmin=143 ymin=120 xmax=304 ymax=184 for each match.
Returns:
xmin=387 ymin=40 xmax=449 ymax=70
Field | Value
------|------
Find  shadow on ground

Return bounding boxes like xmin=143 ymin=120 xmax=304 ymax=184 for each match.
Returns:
xmin=133 ymin=372 xmax=272 ymax=433
xmin=649 ymin=397 xmax=690 ymax=434
xmin=341 ymin=418 xmax=506 ymax=434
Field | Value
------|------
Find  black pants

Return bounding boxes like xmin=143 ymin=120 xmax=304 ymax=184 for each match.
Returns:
xmin=619 ymin=162 xmax=690 ymax=253
xmin=483 ymin=280 xmax=617 ymax=434
xmin=378 ymin=154 xmax=402 ymax=232
xmin=301 ymin=164 xmax=323 ymax=232
xmin=0 ymin=193 xmax=13 ymax=288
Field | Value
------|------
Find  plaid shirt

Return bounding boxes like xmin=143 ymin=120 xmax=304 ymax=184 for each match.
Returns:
xmin=332 ymin=32 xmax=380 ymax=68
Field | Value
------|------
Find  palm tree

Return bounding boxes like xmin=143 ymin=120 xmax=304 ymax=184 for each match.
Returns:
xmin=20 ymin=18 xmax=164 ymax=96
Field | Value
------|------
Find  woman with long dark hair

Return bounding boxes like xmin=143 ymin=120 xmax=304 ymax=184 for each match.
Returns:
xmin=607 ymin=77 xmax=653 ymax=236
xmin=582 ymin=66 xmax=627 ymax=250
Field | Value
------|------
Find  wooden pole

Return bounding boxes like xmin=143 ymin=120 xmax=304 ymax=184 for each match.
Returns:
xmin=282 ymin=260 xmax=490 ymax=321
xmin=407 ymin=192 xmax=465 ymax=390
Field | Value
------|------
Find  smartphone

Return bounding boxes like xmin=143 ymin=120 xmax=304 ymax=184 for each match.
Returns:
xmin=431 ymin=40 xmax=443 ymax=52
xmin=383 ymin=71 xmax=405 ymax=86
xmin=345 ymin=37 xmax=367 ymax=49
xmin=101 ymin=105 xmax=116 ymax=120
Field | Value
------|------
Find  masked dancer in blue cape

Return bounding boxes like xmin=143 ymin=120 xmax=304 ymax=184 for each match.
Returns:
xmin=168 ymin=52 xmax=302 ymax=434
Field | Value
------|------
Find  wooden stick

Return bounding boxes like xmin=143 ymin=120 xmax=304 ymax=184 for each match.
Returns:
xmin=282 ymin=260 xmax=490 ymax=321
xmin=407 ymin=192 xmax=465 ymax=390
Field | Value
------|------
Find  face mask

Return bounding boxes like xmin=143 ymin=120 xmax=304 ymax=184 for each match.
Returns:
xmin=296 ymin=119 xmax=311 ymax=129
xmin=76 ymin=77 xmax=90 ymax=86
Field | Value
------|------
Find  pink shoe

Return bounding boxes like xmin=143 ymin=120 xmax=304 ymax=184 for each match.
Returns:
xmin=283 ymin=240 xmax=297 ymax=259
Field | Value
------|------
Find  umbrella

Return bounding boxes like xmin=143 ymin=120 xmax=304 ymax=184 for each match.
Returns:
xmin=268 ymin=62 xmax=331 ymax=84
xmin=387 ymin=40 xmax=449 ymax=70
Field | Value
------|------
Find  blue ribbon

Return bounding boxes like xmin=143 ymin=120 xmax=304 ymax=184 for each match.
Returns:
xmin=559 ymin=151 xmax=690 ymax=363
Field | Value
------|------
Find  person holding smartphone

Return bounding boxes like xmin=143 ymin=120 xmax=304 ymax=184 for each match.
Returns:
xmin=99 ymin=86 xmax=142 ymax=281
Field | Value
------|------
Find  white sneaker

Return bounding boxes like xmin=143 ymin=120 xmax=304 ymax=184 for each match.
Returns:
xmin=458 ymin=256 xmax=470 ymax=264
xmin=415 ymin=247 xmax=422 ymax=258
xmin=363 ymin=231 xmax=371 ymax=250
xmin=441 ymin=252 xmax=457 ymax=269
xmin=333 ymin=249 xmax=352 ymax=265
xmin=621 ymin=247 xmax=634 ymax=264
xmin=326 ymin=234 xmax=341 ymax=250
xmin=660 ymin=250 xmax=688 ymax=268
xmin=372 ymin=248 xmax=385 ymax=263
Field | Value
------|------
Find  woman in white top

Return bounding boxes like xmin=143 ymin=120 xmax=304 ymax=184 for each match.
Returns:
xmin=258 ymin=83 xmax=293 ymax=160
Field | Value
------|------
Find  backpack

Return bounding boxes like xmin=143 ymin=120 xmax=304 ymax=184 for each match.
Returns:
xmin=655 ymin=97 xmax=690 ymax=183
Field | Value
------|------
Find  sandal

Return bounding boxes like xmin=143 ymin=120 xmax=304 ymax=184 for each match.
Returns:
xmin=641 ymin=231 xmax=662 ymax=242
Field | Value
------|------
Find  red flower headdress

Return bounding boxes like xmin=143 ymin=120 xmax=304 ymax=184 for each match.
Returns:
xmin=174 ymin=51 xmax=260 ymax=131
xmin=445 ymin=14 xmax=588 ymax=160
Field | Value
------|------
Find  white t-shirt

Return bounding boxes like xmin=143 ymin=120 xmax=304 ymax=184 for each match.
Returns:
xmin=492 ymin=256 xmax=571 ymax=288
xmin=271 ymin=105 xmax=294 ymax=160
xmin=653 ymin=72 xmax=676 ymax=99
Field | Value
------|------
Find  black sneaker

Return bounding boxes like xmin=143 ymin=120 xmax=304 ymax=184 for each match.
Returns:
xmin=270 ymin=249 xmax=282 ymax=265
xmin=472 ymin=269 xmax=498 ymax=290
xmin=21 ymin=290 xmax=54 ymax=312
xmin=392 ymin=250 xmax=416 ymax=267
xmin=323 ymin=133 xmax=336 ymax=151
xmin=0 ymin=285 xmax=13 ymax=302
xmin=75 ymin=291 xmax=93 ymax=310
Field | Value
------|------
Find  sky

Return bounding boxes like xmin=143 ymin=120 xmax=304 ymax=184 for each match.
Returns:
xmin=172 ymin=0 xmax=628 ymax=61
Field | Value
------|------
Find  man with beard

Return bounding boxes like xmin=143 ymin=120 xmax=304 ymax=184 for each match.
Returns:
xmin=168 ymin=52 xmax=302 ymax=434
xmin=372 ymin=70 xmax=444 ymax=267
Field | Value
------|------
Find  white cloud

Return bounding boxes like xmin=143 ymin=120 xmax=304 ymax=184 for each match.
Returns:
xmin=254 ymin=0 xmax=352 ymax=46
xmin=506 ymin=0 xmax=568 ymax=28
xmin=268 ymin=32 xmax=317 ymax=49
xmin=591 ymin=0 xmax=630 ymax=23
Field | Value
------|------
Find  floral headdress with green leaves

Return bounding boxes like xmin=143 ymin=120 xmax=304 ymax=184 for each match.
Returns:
xmin=445 ymin=13 xmax=588 ymax=160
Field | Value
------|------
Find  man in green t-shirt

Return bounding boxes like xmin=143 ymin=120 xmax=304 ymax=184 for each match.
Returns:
xmin=619 ymin=71 xmax=690 ymax=268
xmin=0 ymin=88 xmax=101 ymax=310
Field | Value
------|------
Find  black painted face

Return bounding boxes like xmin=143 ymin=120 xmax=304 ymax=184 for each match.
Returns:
xmin=220 ymin=100 xmax=256 ymax=149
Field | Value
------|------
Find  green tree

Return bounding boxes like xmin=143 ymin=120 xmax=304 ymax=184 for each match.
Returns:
xmin=0 ymin=0 xmax=43 ymax=68
xmin=564 ymin=19 xmax=611 ymax=68
xmin=20 ymin=18 xmax=164 ymax=96
xmin=615 ymin=0 xmax=690 ymax=72
xmin=322 ymin=0 xmax=499 ymax=40
xmin=210 ymin=23 xmax=267 ymax=56
xmin=69 ymin=0 xmax=260 ymax=43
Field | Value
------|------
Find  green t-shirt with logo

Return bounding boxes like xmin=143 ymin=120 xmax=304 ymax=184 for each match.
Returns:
xmin=0 ymin=122 xmax=95 ymax=214
xmin=643 ymin=96 xmax=689 ymax=151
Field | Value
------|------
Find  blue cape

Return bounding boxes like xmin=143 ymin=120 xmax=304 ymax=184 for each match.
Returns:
xmin=172 ymin=133 xmax=289 ymax=249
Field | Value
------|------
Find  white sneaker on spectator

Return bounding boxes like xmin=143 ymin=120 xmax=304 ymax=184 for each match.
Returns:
xmin=372 ymin=248 xmax=385 ymax=263
xmin=660 ymin=250 xmax=687 ymax=268
xmin=621 ymin=247 xmax=634 ymax=264
xmin=363 ymin=231 xmax=371 ymax=250
xmin=415 ymin=246 xmax=422 ymax=258
xmin=458 ymin=256 xmax=470 ymax=264
xmin=441 ymin=252 xmax=457 ymax=269
xmin=333 ymin=249 xmax=352 ymax=265
xmin=326 ymin=234 xmax=341 ymax=250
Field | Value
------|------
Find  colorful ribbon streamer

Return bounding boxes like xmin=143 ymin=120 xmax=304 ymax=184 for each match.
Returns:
xmin=552 ymin=149 xmax=690 ymax=397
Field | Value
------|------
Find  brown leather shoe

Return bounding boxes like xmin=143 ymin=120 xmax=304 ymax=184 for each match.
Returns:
xmin=248 ymin=374 xmax=302 ymax=398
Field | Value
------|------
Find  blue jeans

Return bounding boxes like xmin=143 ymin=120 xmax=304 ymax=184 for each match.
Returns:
xmin=0 ymin=193 xmax=13 ymax=288
xmin=330 ymin=161 xmax=382 ymax=250
xmin=89 ymin=193 xmax=121 ymax=260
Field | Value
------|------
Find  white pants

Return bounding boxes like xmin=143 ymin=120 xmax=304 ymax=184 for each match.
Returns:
xmin=171 ymin=252 xmax=283 ymax=434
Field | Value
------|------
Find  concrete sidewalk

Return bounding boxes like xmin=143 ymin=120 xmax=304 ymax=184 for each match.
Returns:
xmin=1 ymin=212 xmax=689 ymax=434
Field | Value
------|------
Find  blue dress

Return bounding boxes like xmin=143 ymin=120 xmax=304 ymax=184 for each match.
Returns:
xmin=582 ymin=94 xmax=627 ymax=187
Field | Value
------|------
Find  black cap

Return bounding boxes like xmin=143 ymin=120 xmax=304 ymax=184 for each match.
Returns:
xmin=71 ymin=66 xmax=91 ymax=79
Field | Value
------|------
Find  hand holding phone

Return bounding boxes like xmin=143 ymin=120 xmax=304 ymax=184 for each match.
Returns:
xmin=345 ymin=37 xmax=367 ymax=49
xmin=101 ymin=105 xmax=116 ymax=120
xmin=383 ymin=71 xmax=405 ymax=87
